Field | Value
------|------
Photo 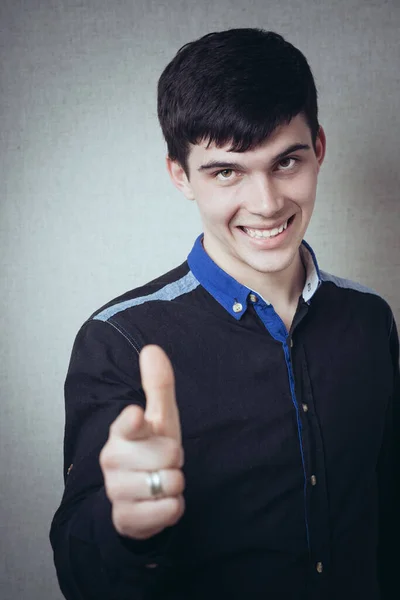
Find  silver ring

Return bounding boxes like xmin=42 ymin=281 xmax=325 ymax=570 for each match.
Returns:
xmin=147 ymin=471 xmax=164 ymax=498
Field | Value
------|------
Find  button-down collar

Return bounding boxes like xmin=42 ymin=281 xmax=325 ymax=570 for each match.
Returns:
xmin=187 ymin=234 xmax=321 ymax=320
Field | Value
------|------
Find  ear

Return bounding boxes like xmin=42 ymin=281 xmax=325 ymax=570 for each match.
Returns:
xmin=315 ymin=126 xmax=326 ymax=168
xmin=166 ymin=157 xmax=195 ymax=201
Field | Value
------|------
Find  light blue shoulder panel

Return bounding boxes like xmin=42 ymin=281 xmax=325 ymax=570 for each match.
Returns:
xmin=93 ymin=271 xmax=200 ymax=322
xmin=319 ymin=270 xmax=381 ymax=297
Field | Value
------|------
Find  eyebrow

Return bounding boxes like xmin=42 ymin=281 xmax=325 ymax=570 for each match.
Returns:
xmin=197 ymin=143 xmax=311 ymax=172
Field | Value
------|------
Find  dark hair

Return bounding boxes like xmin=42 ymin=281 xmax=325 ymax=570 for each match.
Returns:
xmin=157 ymin=28 xmax=319 ymax=176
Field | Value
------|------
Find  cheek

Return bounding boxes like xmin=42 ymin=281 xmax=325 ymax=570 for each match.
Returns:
xmin=203 ymin=193 xmax=240 ymax=224
xmin=286 ymin=171 xmax=317 ymax=206
xmin=196 ymin=198 xmax=224 ymax=229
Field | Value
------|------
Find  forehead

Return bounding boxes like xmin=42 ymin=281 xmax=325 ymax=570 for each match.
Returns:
xmin=188 ymin=113 xmax=312 ymax=166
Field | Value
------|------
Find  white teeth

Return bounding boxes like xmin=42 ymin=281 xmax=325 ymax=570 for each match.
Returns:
xmin=243 ymin=219 xmax=288 ymax=239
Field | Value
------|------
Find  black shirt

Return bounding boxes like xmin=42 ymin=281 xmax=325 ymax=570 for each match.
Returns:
xmin=50 ymin=235 xmax=399 ymax=599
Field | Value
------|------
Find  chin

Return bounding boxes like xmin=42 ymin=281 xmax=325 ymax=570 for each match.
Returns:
xmin=247 ymin=261 xmax=293 ymax=275
xmin=242 ymin=246 xmax=299 ymax=273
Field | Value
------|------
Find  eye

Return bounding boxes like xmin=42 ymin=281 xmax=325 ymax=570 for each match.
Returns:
xmin=215 ymin=169 xmax=235 ymax=180
xmin=277 ymin=157 xmax=298 ymax=171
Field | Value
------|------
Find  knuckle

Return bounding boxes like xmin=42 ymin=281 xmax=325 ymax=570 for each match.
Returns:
xmin=171 ymin=470 xmax=185 ymax=495
xmin=166 ymin=440 xmax=182 ymax=467
xmin=166 ymin=496 xmax=185 ymax=526
xmin=99 ymin=446 xmax=117 ymax=470
xmin=99 ymin=446 xmax=111 ymax=469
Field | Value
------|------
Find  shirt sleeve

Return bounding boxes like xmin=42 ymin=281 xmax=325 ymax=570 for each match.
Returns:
xmin=49 ymin=318 xmax=175 ymax=600
xmin=377 ymin=311 xmax=400 ymax=599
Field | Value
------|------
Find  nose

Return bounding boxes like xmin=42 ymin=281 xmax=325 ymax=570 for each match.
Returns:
xmin=244 ymin=175 xmax=284 ymax=216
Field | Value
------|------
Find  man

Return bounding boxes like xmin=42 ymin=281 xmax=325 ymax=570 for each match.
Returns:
xmin=50 ymin=29 xmax=399 ymax=599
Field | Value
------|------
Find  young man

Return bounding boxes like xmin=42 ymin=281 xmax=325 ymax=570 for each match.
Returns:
xmin=50 ymin=29 xmax=399 ymax=599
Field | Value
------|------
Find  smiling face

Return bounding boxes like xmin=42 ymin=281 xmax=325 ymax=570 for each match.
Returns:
xmin=167 ymin=114 xmax=326 ymax=293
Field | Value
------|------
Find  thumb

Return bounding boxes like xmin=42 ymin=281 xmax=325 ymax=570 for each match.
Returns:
xmin=139 ymin=344 xmax=182 ymax=443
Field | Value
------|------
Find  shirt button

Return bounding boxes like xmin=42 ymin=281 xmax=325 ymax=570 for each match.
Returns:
xmin=233 ymin=302 xmax=243 ymax=313
xmin=290 ymin=339 xmax=294 ymax=348
xmin=310 ymin=475 xmax=317 ymax=486
xmin=316 ymin=562 xmax=323 ymax=573
xmin=249 ymin=294 xmax=257 ymax=303
xmin=302 ymin=403 xmax=309 ymax=413
xmin=67 ymin=464 xmax=73 ymax=475
xmin=145 ymin=563 xmax=158 ymax=569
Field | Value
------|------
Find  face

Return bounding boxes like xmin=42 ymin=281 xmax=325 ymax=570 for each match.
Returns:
xmin=167 ymin=114 xmax=326 ymax=290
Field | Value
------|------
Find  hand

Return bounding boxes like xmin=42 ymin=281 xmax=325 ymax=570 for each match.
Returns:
xmin=99 ymin=345 xmax=185 ymax=540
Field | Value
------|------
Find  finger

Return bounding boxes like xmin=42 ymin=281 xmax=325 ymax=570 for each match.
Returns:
xmin=139 ymin=345 xmax=182 ymax=443
xmin=109 ymin=404 xmax=152 ymax=441
xmin=112 ymin=495 xmax=186 ymax=539
xmin=101 ymin=435 xmax=184 ymax=472
xmin=105 ymin=468 xmax=185 ymax=502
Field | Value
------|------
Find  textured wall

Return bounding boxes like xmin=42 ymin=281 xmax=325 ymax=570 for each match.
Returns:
xmin=0 ymin=1 xmax=399 ymax=598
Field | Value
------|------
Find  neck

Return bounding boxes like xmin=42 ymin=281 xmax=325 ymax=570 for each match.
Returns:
xmin=202 ymin=237 xmax=306 ymax=310
xmin=250 ymin=252 xmax=306 ymax=310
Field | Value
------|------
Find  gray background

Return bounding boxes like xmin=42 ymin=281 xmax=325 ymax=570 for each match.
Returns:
xmin=1 ymin=1 xmax=399 ymax=598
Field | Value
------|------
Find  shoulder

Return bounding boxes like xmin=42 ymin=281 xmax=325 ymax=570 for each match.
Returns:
xmin=319 ymin=270 xmax=380 ymax=297
xmin=70 ymin=260 xmax=200 ymax=355
xmin=88 ymin=260 xmax=199 ymax=323
xmin=318 ymin=269 xmax=394 ymax=330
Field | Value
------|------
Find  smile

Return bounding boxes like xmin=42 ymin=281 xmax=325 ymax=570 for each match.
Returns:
xmin=240 ymin=216 xmax=295 ymax=239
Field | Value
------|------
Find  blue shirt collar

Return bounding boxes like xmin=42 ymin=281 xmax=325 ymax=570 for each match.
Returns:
xmin=187 ymin=234 xmax=321 ymax=320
